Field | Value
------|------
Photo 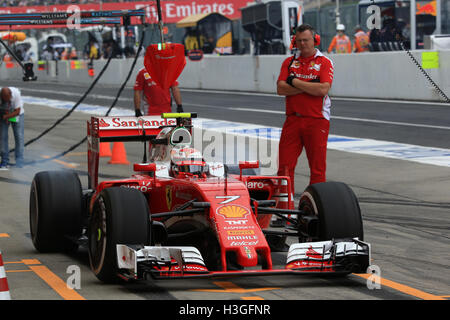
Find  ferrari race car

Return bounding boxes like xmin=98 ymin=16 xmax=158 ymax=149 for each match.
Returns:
xmin=29 ymin=113 xmax=371 ymax=283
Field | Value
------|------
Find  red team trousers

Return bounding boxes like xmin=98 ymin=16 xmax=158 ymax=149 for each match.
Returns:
xmin=277 ymin=115 xmax=329 ymax=191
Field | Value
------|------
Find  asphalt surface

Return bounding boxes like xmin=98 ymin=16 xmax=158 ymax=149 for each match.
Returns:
xmin=3 ymin=79 xmax=449 ymax=149
xmin=0 ymin=79 xmax=449 ymax=303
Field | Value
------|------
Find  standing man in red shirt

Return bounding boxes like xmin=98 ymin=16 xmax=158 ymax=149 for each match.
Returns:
xmin=134 ymin=66 xmax=183 ymax=116
xmin=277 ymin=24 xmax=334 ymax=193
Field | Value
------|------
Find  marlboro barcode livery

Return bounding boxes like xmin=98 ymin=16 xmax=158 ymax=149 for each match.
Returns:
xmin=29 ymin=112 xmax=371 ymax=283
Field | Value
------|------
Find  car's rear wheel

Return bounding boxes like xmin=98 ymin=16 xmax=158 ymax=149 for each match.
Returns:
xmin=29 ymin=170 xmax=83 ymax=252
xmin=88 ymin=187 xmax=150 ymax=283
xmin=299 ymin=181 xmax=363 ymax=241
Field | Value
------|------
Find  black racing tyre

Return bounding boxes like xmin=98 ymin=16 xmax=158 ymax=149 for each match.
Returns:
xmin=299 ymin=182 xmax=364 ymax=241
xmin=88 ymin=187 xmax=150 ymax=283
xmin=225 ymin=164 xmax=260 ymax=176
xmin=29 ymin=170 xmax=83 ymax=252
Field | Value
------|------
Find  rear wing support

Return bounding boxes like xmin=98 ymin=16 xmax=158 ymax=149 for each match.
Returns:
xmin=86 ymin=116 xmax=179 ymax=189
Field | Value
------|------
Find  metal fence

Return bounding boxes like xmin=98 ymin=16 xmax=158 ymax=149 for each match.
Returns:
xmin=444 ymin=0 xmax=450 ymax=34
xmin=303 ymin=3 xmax=359 ymax=53
xmin=304 ymin=1 xmax=450 ymax=53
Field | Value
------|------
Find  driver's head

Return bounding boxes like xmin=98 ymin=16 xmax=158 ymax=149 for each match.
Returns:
xmin=170 ymin=147 xmax=208 ymax=177
xmin=172 ymin=161 xmax=208 ymax=176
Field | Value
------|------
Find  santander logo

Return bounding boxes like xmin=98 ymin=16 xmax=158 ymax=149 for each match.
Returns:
xmin=99 ymin=117 xmax=176 ymax=130
xmin=99 ymin=119 xmax=110 ymax=128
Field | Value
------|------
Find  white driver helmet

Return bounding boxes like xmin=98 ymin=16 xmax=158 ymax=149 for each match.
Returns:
xmin=170 ymin=147 xmax=208 ymax=176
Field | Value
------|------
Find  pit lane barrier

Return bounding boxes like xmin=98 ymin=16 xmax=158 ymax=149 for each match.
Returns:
xmin=2 ymin=50 xmax=449 ymax=102
xmin=0 ymin=251 xmax=11 ymax=300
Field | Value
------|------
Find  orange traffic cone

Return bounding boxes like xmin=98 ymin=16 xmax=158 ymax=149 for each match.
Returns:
xmin=99 ymin=142 xmax=112 ymax=157
xmin=108 ymin=142 xmax=130 ymax=165
xmin=0 ymin=251 xmax=11 ymax=300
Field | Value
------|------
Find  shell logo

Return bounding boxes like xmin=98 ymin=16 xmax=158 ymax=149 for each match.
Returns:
xmin=217 ymin=205 xmax=250 ymax=219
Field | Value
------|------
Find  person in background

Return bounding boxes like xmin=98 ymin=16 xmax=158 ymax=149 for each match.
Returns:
xmin=202 ymin=36 xmax=215 ymax=54
xmin=88 ymin=40 xmax=100 ymax=60
xmin=353 ymin=25 xmax=369 ymax=53
xmin=328 ymin=24 xmax=351 ymax=54
xmin=133 ymin=64 xmax=183 ymax=117
xmin=0 ymin=87 xmax=25 ymax=169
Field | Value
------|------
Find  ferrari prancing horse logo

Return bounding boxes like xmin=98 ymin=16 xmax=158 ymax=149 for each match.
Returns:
xmin=165 ymin=186 xmax=172 ymax=209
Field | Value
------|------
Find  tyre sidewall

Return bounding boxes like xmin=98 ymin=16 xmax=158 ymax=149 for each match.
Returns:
xmin=88 ymin=187 xmax=150 ymax=283
xmin=300 ymin=182 xmax=363 ymax=241
xmin=29 ymin=171 xmax=83 ymax=252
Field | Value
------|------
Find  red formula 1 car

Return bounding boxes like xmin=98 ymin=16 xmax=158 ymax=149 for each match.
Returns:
xmin=29 ymin=113 xmax=371 ymax=283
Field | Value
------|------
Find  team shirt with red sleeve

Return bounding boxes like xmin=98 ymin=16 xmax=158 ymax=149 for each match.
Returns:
xmin=134 ymin=67 xmax=179 ymax=115
xmin=278 ymin=50 xmax=334 ymax=120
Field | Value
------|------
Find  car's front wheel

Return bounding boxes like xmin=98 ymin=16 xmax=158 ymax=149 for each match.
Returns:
xmin=299 ymin=181 xmax=364 ymax=241
xmin=88 ymin=187 xmax=150 ymax=283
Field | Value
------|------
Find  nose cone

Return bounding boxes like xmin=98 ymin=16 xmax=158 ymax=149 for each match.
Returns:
xmin=236 ymin=245 xmax=258 ymax=267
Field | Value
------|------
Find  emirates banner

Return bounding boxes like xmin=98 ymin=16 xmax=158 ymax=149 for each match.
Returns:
xmin=0 ymin=0 xmax=250 ymax=30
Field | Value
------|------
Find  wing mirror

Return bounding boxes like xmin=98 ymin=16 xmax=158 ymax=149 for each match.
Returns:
xmin=238 ymin=161 xmax=259 ymax=179
xmin=133 ymin=163 xmax=156 ymax=173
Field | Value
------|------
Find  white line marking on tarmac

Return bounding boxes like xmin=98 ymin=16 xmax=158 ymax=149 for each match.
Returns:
xmin=195 ymin=119 xmax=450 ymax=168
xmin=21 ymin=96 xmax=450 ymax=167
xmin=229 ymin=108 xmax=450 ymax=130
xmin=19 ymin=87 xmax=131 ymax=102
xmin=20 ymin=86 xmax=450 ymax=108
xmin=20 ymin=88 xmax=449 ymax=130
xmin=180 ymin=88 xmax=450 ymax=107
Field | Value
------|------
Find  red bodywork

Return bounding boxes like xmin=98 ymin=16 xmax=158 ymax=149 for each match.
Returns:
xmin=86 ymin=115 xmax=300 ymax=272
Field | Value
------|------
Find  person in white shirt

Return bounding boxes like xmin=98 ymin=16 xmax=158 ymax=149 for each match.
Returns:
xmin=0 ymin=87 xmax=24 ymax=169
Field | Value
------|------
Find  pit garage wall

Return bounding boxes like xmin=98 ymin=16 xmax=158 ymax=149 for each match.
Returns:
xmin=178 ymin=51 xmax=450 ymax=102
xmin=1 ymin=50 xmax=449 ymax=102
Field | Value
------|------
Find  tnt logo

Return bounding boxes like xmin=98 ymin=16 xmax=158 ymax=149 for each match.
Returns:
xmin=224 ymin=220 xmax=248 ymax=225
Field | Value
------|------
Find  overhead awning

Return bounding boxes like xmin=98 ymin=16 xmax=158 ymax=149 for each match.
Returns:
xmin=176 ymin=13 xmax=215 ymax=28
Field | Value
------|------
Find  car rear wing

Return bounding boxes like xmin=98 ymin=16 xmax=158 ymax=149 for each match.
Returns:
xmin=87 ymin=115 xmax=192 ymax=189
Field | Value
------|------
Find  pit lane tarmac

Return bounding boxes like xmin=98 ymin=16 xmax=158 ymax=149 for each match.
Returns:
xmin=0 ymin=103 xmax=448 ymax=301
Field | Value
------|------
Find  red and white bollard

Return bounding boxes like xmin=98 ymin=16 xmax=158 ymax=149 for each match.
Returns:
xmin=0 ymin=251 xmax=11 ymax=300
